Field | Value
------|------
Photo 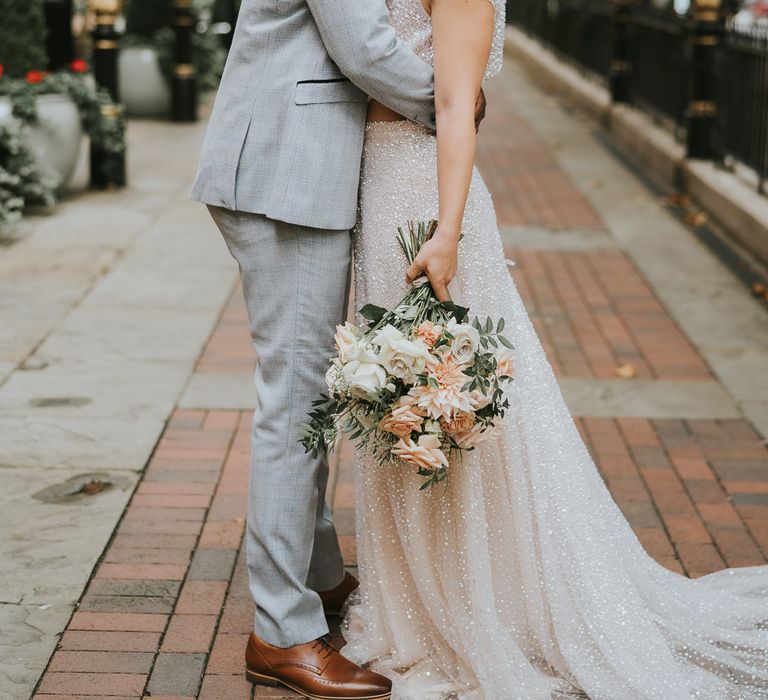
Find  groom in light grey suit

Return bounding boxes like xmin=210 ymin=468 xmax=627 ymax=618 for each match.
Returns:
xmin=192 ymin=1 xmax=437 ymax=696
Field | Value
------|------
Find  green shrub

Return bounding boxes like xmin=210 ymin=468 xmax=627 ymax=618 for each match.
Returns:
xmin=0 ymin=0 xmax=49 ymax=77
xmin=154 ymin=27 xmax=227 ymax=91
xmin=124 ymin=0 xmax=226 ymax=91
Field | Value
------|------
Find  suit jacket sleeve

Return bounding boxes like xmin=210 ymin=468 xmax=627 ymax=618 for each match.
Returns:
xmin=304 ymin=0 xmax=435 ymax=129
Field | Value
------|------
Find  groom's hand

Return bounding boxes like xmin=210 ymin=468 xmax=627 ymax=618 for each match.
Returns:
xmin=475 ymin=89 xmax=487 ymax=132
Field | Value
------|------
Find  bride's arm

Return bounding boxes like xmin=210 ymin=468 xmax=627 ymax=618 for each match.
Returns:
xmin=405 ymin=0 xmax=494 ymax=301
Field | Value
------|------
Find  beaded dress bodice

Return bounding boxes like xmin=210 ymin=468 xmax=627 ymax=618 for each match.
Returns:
xmin=386 ymin=0 xmax=506 ymax=81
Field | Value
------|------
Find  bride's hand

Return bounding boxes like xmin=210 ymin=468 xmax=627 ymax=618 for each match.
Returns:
xmin=405 ymin=229 xmax=459 ymax=302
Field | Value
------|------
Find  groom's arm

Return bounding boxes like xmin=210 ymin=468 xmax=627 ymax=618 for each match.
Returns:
xmin=305 ymin=0 xmax=436 ymax=129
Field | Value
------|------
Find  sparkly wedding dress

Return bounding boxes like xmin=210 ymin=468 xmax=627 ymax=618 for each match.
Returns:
xmin=342 ymin=1 xmax=768 ymax=698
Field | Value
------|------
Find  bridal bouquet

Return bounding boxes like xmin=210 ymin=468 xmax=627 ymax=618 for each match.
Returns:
xmin=301 ymin=221 xmax=515 ymax=490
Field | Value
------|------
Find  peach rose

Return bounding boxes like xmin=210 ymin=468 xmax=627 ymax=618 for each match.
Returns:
xmin=441 ymin=411 xmax=476 ymax=436
xmin=453 ymin=421 xmax=500 ymax=449
xmin=379 ymin=397 xmax=425 ymax=438
xmin=409 ymin=357 xmax=473 ymax=421
xmin=496 ymin=349 xmax=516 ymax=378
xmin=416 ymin=321 xmax=442 ymax=349
xmin=469 ymin=388 xmax=493 ymax=410
xmin=392 ymin=434 xmax=449 ymax=473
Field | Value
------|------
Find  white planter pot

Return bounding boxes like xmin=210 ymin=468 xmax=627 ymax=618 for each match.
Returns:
xmin=119 ymin=45 xmax=172 ymax=117
xmin=0 ymin=93 xmax=83 ymax=190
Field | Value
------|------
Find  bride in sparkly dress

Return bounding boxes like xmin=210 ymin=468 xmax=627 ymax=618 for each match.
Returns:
xmin=342 ymin=0 xmax=768 ymax=698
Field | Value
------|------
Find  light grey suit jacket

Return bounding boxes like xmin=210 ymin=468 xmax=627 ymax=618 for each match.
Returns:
xmin=191 ymin=0 xmax=435 ymax=231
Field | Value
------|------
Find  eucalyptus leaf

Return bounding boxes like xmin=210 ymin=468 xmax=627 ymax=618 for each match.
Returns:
xmin=360 ymin=304 xmax=388 ymax=324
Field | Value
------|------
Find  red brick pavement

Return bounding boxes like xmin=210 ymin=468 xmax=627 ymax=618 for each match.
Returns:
xmin=34 ymin=408 xmax=768 ymax=699
xmin=509 ymin=248 xmax=712 ymax=380
xmin=477 ymin=86 xmax=604 ymax=231
xmin=32 ymin=74 xmax=768 ymax=700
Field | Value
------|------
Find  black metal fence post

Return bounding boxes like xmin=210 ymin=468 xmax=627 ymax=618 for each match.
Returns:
xmin=212 ymin=0 xmax=239 ymax=50
xmin=172 ymin=0 xmax=198 ymax=122
xmin=43 ymin=0 xmax=74 ymax=71
xmin=89 ymin=0 xmax=126 ymax=189
xmin=610 ymin=0 xmax=633 ymax=102
xmin=687 ymin=0 xmax=724 ymax=158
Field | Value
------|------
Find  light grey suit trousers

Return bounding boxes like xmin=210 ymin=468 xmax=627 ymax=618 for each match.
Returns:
xmin=209 ymin=206 xmax=351 ymax=646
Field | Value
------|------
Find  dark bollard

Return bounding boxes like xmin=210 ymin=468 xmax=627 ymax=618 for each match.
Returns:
xmin=610 ymin=0 xmax=634 ymax=103
xmin=213 ymin=0 xmax=240 ymax=50
xmin=43 ymin=0 xmax=75 ymax=71
xmin=89 ymin=0 xmax=126 ymax=188
xmin=687 ymin=0 xmax=724 ymax=159
xmin=172 ymin=0 xmax=198 ymax=122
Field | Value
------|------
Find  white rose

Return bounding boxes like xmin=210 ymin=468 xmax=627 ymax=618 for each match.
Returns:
xmin=345 ymin=339 xmax=379 ymax=365
xmin=335 ymin=322 xmax=360 ymax=363
xmin=446 ymin=319 xmax=481 ymax=365
xmin=372 ymin=324 xmax=404 ymax=347
xmin=338 ymin=341 xmax=386 ymax=398
xmin=378 ymin=337 xmax=434 ymax=383
xmin=342 ymin=360 xmax=387 ymax=398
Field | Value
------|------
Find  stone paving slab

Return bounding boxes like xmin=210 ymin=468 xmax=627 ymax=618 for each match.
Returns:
xmin=0 ymin=468 xmax=138 ymax=606
xmin=0 ymin=604 xmax=74 ymax=700
xmin=558 ymin=378 xmax=739 ymax=419
xmin=0 ymin=416 xmax=167 ymax=472
xmin=500 ymin=225 xmax=618 ymax=250
xmin=179 ymin=373 xmax=257 ymax=411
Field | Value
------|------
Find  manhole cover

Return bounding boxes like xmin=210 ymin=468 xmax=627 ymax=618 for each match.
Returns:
xmin=32 ymin=472 xmax=131 ymax=504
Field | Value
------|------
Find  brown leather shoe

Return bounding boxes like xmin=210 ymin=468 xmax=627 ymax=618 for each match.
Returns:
xmin=319 ymin=572 xmax=359 ymax=616
xmin=245 ymin=632 xmax=391 ymax=700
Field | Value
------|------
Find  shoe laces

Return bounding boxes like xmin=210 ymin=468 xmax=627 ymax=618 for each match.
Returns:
xmin=311 ymin=634 xmax=336 ymax=659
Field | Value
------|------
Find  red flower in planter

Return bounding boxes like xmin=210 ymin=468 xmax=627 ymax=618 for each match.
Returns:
xmin=26 ymin=70 xmax=47 ymax=84
xmin=70 ymin=59 xmax=88 ymax=74
xmin=0 ymin=64 xmax=4 ymax=79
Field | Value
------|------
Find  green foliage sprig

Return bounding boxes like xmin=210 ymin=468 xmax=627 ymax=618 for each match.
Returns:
xmin=0 ymin=121 xmax=58 ymax=229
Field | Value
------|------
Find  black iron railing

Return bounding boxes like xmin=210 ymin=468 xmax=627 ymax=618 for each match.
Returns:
xmin=716 ymin=24 xmax=768 ymax=191
xmin=629 ymin=5 xmax=689 ymax=127
xmin=507 ymin=1 xmax=768 ymax=192
xmin=508 ymin=0 xmax=613 ymax=82
xmin=562 ymin=0 xmax=615 ymax=80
